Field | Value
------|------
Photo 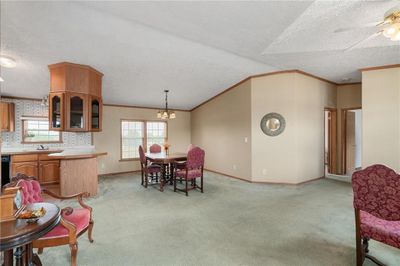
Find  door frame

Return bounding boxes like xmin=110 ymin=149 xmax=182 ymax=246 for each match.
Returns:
xmin=341 ymin=106 xmax=362 ymax=175
xmin=324 ymin=107 xmax=337 ymax=174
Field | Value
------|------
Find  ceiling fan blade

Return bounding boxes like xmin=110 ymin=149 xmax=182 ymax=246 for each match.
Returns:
xmin=334 ymin=21 xmax=385 ymax=33
xmin=344 ymin=31 xmax=383 ymax=52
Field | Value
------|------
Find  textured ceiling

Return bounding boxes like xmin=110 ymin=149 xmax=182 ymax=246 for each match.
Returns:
xmin=1 ymin=1 xmax=399 ymax=109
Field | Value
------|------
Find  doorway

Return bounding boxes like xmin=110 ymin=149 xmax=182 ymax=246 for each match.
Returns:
xmin=324 ymin=108 xmax=337 ymax=175
xmin=341 ymin=108 xmax=362 ymax=175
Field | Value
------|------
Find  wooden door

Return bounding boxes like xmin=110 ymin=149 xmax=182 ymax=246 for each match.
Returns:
xmin=66 ymin=93 xmax=88 ymax=131
xmin=346 ymin=111 xmax=356 ymax=175
xmin=49 ymin=93 xmax=65 ymax=131
xmin=11 ymin=162 xmax=38 ymax=178
xmin=325 ymin=109 xmax=337 ymax=174
xmin=39 ymin=160 xmax=60 ymax=184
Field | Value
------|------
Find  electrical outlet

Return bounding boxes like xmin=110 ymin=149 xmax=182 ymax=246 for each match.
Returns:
xmin=101 ymin=163 xmax=105 ymax=170
xmin=262 ymin=169 xmax=267 ymax=175
xmin=244 ymin=137 xmax=248 ymax=143
xmin=233 ymin=165 xmax=237 ymax=170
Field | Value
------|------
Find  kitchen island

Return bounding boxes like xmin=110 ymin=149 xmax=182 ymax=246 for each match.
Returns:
xmin=2 ymin=148 xmax=106 ymax=197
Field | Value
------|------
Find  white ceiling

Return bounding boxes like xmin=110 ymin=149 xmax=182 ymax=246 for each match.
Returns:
xmin=1 ymin=1 xmax=399 ymax=110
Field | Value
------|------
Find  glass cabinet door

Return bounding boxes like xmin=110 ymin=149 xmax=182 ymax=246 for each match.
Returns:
xmin=49 ymin=93 xmax=63 ymax=130
xmin=90 ymin=97 xmax=101 ymax=131
xmin=68 ymin=94 xmax=87 ymax=130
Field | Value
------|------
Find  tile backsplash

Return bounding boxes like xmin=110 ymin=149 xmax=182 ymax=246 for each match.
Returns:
xmin=1 ymin=98 xmax=92 ymax=148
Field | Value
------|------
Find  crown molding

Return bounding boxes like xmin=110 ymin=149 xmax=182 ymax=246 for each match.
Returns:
xmin=191 ymin=69 xmax=341 ymax=112
xmin=103 ymin=103 xmax=189 ymax=112
xmin=360 ymin=64 xmax=400 ymax=72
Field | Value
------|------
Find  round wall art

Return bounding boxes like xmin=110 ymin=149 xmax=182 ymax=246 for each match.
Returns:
xmin=260 ymin=112 xmax=286 ymax=136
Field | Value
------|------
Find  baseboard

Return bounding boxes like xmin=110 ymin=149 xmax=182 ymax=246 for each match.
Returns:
xmin=99 ymin=170 xmax=140 ymax=177
xmin=205 ymin=168 xmax=324 ymax=185
xmin=205 ymin=169 xmax=252 ymax=183
xmin=325 ymin=173 xmax=351 ymax=183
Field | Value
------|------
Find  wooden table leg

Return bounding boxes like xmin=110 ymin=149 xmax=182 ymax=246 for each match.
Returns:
xmin=24 ymin=243 xmax=33 ymax=266
xmin=160 ymin=164 xmax=165 ymax=192
xmin=14 ymin=246 xmax=23 ymax=266
xmin=3 ymin=249 xmax=14 ymax=266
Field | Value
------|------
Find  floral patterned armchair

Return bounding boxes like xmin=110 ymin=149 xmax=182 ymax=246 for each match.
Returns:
xmin=4 ymin=173 xmax=94 ymax=266
xmin=352 ymin=164 xmax=400 ymax=266
xmin=173 ymin=146 xmax=205 ymax=196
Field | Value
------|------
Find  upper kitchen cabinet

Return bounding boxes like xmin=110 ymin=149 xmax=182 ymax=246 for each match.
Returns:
xmin=1 ymin=102 xmax=15 ymax=132
xmin=48 ymin=62 xmax=103 ymax=132
xmin=89 ymin=96 xmax=102 ymax=131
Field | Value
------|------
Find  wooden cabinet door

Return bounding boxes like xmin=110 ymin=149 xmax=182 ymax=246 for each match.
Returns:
xmin=11 ymin=162 xmax=38 ymax=178
xmin=65 ymin=92 xmax=88 ymax=131
xmin=89 ymin=96 xmax=102 ymax=132
xmin=1 ymin=102 xmax=15 ymax=132
xmin=39 ymin=160 xmax=60 ymax=184
xmin=49 ymin=93 xmax=65 ymax=131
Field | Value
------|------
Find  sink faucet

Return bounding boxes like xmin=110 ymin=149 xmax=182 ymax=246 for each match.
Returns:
xmin=37 ymin=145 xmax=47 ymax=150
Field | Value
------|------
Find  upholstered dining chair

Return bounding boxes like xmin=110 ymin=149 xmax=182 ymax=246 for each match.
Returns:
xmin=139 ymin=145 xmax=162 ymax=187
xmin=4 ymin=173 xmax=94 ymax=266
xmin=173 ymin=146 xmax=205 ymax=196
xmin=149 ymin=144 xmax=162 ymax=153
xmin=352 ymin=164 xmax=400 ymax=266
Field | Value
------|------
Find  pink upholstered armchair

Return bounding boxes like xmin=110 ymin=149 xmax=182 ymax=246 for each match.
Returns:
xmin=352 ymin=164 xmax=400 ymax=266
xmin=173 ymin=146 xmax=205 ymax=196
xmin=4 ymin=173 xmax=94 ymax=266
xmin=139 ymin=145 xmax=162 ymax=187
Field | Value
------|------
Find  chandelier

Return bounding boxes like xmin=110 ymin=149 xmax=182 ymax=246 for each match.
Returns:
xmin=382 ymin=10 xmax=400 ymax=41
xmin=157 ymin=90 xmax=176 ymax=120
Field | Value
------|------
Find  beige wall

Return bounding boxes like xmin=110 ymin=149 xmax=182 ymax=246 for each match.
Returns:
xmin=336 ymin=84 xmax=362 ymax=173
xmin=362 ymin=67 xmax=400 ymax=172
xmin=191 ymin=80 xmax=252 ymax=180
xmin=251 ymin=73 xmax=336 ymax=183
xmin=94 ymin=105 xmax=191 ymax=175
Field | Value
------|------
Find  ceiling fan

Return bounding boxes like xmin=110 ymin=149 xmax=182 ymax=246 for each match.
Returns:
xmin=337 ymin=7 xmax=400 ymax=51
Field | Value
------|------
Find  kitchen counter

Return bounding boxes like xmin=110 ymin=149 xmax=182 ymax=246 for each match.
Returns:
xmin=1 ymin=147 xmax=106 ymax=159
xmin=1 ymin=149 xmax=64 ymax=155
xmin=2 ymin=147 xmax=107 ymax=197
xmin=47 ymin=150 xmax=107 ymax=160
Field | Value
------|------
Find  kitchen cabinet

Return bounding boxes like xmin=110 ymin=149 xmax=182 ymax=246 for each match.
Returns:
xmin=11 ymin=162 xmax=38 ymax=178
xmin=49 ymin=93 xmax=65 ymax=131
xmin=1 ymin=102 xmax=15 ymax=132
xmin=48 ymin=62 xmax=103 ymax=132
xmin=66 ymin=93 xmax=88 ymax=131
xmin=39 ymin=160 xmax=60 ymax=184
xmin=11 ymin=154 xmax=60 ymax=185
xmin=89 ymin=96 xmax=102 ymax=131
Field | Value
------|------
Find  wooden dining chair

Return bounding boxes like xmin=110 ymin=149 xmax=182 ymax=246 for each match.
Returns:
xmin=149 ymin=144 xmax=162 ymax=153
xmin=4 ymin=173 xmax=94 ymax=266
xmin=352 ymin=164 xmax=400 ymax=266
xmin=173 ymin=146 xmax=205 ymax=196
xmin=139 ymin=145 xmax=162 ymax=187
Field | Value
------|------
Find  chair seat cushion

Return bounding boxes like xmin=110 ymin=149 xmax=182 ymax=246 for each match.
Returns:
xmin=147 ymin=164 xmax=161 ymax=173
xmin=176 ymin=169 xmax=202 ymax=180
xmin=360 ymin=210 xmax=400 ymax=248
xmin=40 ymin=208 xmax=90 ymax=239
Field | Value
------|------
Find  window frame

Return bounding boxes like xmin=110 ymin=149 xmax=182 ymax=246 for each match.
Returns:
xmin=119 ymin=119 xmax=168 ymax=161
xmin=21 ymin=116 xmax=63 ymax=144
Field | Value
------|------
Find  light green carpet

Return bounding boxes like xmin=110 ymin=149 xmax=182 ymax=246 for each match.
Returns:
xmin=40 ymin=171 xmax=400 ymax=266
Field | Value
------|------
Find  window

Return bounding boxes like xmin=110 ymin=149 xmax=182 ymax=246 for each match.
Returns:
xmin=121 ymin=121 xmax=144 ymax=160
xmin=146 ymin=122 xmax=167 ymax=151
xmin=22 ymin=117 xmax=61 ymax=143
xmin=120 ymin=120 xmax=167 ymax=160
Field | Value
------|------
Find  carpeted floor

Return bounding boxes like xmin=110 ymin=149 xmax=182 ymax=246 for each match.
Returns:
xmin=40 ymin=171 xmax=400 ymax=266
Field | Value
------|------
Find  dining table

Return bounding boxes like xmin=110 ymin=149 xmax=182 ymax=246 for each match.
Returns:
xmin=0 ymin=202 xmax=61 ymax=266
xmin=145 ymin=152 xmax=187 ymax=191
